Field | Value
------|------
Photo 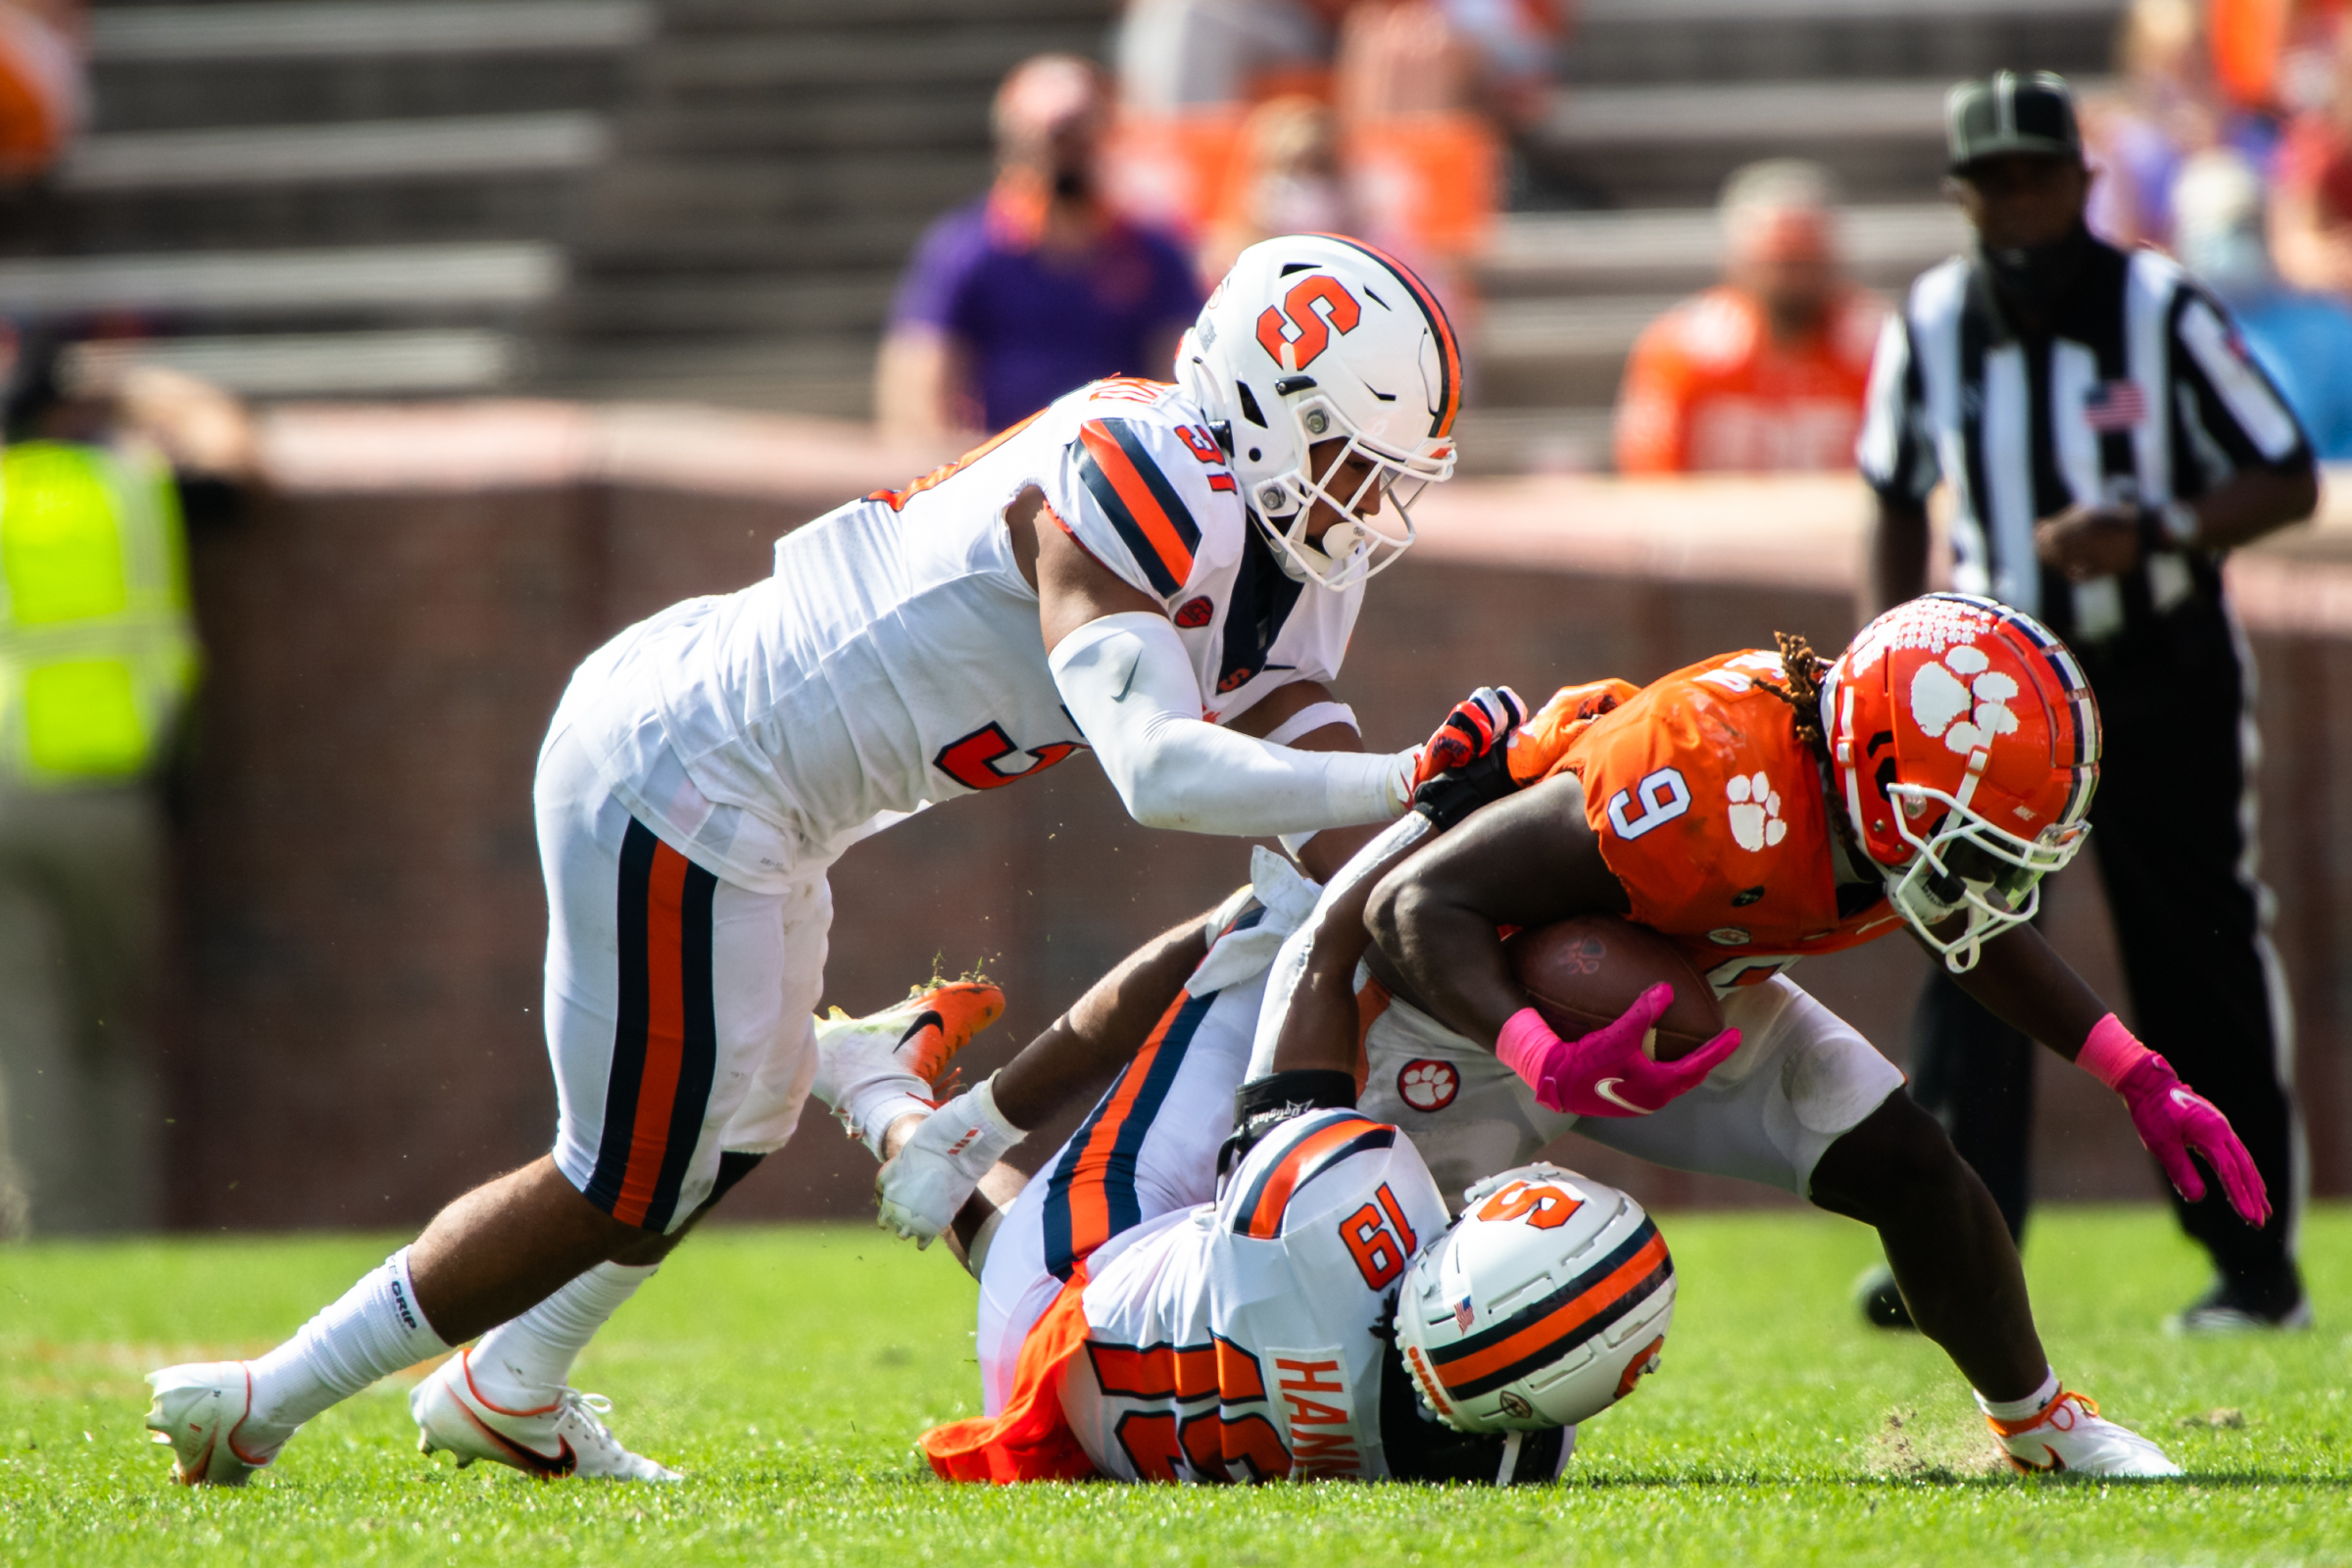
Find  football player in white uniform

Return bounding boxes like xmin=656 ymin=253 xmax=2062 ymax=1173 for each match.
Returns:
xmin=825 ymin=850 xmax=1676 ymax=1486
xmin=144 ymin=233 xmax=1510 ymax=1486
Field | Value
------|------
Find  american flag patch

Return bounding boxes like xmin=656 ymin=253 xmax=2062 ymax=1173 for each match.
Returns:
xmin=2082 ymin=378 xmax=2147 ymax=432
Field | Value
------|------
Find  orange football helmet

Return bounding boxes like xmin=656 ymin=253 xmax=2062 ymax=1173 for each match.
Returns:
xmin=1819 ymin=594 xmax=2101 ymax=970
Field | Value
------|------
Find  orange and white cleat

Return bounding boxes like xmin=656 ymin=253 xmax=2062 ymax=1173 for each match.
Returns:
xmin=1984 ymin=1389 xmax=2182 ymax=1478
xmin=411 ymin=1348 xmax=679 ymax=1482
xmin=810 ymin=979 xmax=1006 ymax=1156
xmin=144 ymin=1362 xmax=295 ymax=1486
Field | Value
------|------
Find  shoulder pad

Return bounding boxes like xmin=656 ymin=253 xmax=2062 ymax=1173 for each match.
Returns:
xmin=1218 ymin=1109 xmax=1401 ymax=1241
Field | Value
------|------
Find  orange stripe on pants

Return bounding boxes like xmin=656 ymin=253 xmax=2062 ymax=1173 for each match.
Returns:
xmin=613 ymin=842 xmax=691 ymax=1228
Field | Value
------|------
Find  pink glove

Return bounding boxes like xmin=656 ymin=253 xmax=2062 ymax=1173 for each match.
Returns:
xmin=1494 ymin=983 xmax=1742 ymax=1118
xmin=2080 ymin=1013 xmax=2270 ymax=1227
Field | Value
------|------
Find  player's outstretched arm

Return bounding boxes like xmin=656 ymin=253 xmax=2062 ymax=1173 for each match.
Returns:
xmin=1957 ymin=926 xmax=2271 ymax=1226
xmin=1029 ymin=502 xmax=1418 ymax=836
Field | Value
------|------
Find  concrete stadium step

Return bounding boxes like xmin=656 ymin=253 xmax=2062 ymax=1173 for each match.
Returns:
xmin=59 ymin=114 xmax=609 ymax=191
xmin=1569 ymin=0 xmax=2124 ymax=85
xmin=638 ymin=26 xmax=1095 ymax=100
xmin=562 ymin=274 xmax=897 ymax=337
xmin=1529 ymin=76 xmax=2116 ymax=207
xmin=1480 ymin=203 xmax=1969 ymax=298
xmin=70 ymin=326 xmax=527 ymax=396
xmin=1453 ymin=407 xmax=1617 ymax=475
xmin=0 ymin=241 xmax=562 ymax=322
xmin=548 ymin=0 xmax=1113 ymax=402
xmin=87 ymin=2 xmax=647 ymax=133
xmin=552 ymin=333 xmax=880 ymax=415
xmin=656 ymin=0 xmax=1106 ymax=29
xmin=89 ymin=1 xmax=652 ymax=61
xmin=617 ymin=94 xmax=996 ymax=158
xmin=5 ymin=176 xmax=586 ymax=255
xmin=578 ymin=153 xmax=990 ymax=234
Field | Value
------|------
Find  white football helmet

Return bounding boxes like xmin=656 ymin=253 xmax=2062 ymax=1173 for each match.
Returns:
xmin=1176 ymin=232 xmax=1462 ymax=590
xmin=1396 ymin=1165 xmax=1675 ymax=1435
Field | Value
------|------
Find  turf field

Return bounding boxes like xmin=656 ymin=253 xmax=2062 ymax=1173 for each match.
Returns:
xmin=3 ymin=1206 xmax=2345 ymax=1567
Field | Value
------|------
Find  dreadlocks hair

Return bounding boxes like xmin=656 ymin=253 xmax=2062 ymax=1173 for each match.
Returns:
xmin=1754 ymin=631 xmax=1833 ymax=768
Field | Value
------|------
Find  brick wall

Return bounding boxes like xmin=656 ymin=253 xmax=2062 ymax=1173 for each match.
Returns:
xmin=157 ymin=407 xmax=2352 ymax=1227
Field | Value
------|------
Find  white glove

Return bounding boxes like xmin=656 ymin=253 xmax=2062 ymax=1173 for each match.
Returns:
xmin=875 ymin=1077 xmax=1024 ymax=1248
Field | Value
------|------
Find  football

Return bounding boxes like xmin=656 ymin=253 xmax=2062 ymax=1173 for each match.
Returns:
xmin=1506 ymin=914 xmax=1726 ymax=1061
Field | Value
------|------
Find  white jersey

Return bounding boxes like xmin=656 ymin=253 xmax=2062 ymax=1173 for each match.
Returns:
xmin=1057 ymin=1108 xmax=1451 ymax=1483
xmin=559 ymin=377 xmax=1362 ymax=891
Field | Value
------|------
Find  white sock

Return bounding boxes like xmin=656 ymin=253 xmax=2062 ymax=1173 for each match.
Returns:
xmin=469 ymin=1261 xmax=658 ymax=1401
xmin=1975 ymin=1367 xmax=2063 ymax=1422
xmin=247 ymin=1248 xmax=451 ymax=1430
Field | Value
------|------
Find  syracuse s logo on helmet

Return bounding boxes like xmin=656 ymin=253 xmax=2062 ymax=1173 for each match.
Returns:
xmin=1255 ymin=275 xmax=1361 ymax=372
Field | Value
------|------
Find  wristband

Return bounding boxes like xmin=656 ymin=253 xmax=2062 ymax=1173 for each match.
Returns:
xmin=1494 ymin=1006 xmax=1556 ymax=1085
xmin=2076 ymin=1012 xmax=2153 ymax=1092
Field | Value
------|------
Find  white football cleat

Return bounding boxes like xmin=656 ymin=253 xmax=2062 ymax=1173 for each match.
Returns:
xmin=1986 ymin=1389 xmax=2182 ymax=1478
xmin=144 ymin=1362 xmax=295 ymax=1486
xmin=811 ymin=979 xmax=1004 ymax=1155
xmin=411 ymin=1348 xmax=680 ymax=1482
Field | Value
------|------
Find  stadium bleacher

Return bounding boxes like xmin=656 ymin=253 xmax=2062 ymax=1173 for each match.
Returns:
xmin=29 ymin=0 xmax=2127 ymax=433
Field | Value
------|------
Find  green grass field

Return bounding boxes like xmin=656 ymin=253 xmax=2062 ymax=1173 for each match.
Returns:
xmin=3 ymin=1206 xmax=2346 ymax=1567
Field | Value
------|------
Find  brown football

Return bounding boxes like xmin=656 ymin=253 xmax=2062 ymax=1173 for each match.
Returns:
xmin=1506 ymin=915 xmax=1726 ymax=1061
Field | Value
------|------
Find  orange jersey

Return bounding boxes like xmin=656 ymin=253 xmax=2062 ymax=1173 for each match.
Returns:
xmin=1611 ymin=285 xmax=1883 ymax=474
xmin=1506 ymin=653 xmax=1905 ymax=991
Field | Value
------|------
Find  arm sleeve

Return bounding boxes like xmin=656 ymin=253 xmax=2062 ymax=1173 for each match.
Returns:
xmin=1050 ymin=612 xmax=1414 ymax=836
xmin=2171 ymin=288 xmax=2312 ymax=481
xmin=1855 ymin=310 xmax=1939 ymax=505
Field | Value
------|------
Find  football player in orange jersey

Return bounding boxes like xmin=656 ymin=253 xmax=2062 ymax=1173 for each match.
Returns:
xmin=1249 ymin=593 xmax=2265 ymax=1477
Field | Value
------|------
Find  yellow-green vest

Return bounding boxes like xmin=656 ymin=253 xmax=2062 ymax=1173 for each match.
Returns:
xmin=0 ymin=440 xmax=199 ymax=784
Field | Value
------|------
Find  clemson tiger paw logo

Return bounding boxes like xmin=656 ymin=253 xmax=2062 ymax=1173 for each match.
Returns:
xmin=1726 ymin=770 xmax=1786 ymax=852
xmin=1397 ymin=1058 xmax=1459 ymax=1112
xmin=1909 ymin=643 xmax=2021 ymax=756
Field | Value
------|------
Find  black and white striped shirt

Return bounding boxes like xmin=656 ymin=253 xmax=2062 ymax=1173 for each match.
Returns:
xmin=1857 ymin=238 xmax=2309 ymax=645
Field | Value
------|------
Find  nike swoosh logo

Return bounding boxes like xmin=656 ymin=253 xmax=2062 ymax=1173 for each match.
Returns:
xmin=896 ymin=1010 xmax=944 ymax=1051
xmin=1592 ymin=1079 xmax=1650 ymax=1114
xmin=479 ymin=1415 xmax=577 ymax=1477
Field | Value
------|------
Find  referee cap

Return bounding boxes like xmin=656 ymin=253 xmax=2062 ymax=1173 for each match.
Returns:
xmin=1945 ymin=72 xmax=2082 ymax=174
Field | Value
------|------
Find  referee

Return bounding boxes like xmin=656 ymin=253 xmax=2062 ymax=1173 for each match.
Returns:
xmin=1856 ymin=73 xmax=2318 ymax=1332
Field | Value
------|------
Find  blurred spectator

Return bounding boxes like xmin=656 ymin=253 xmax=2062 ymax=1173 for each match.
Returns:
xmin=0 ymin=0 xmax=82 ymax=181
xmin=1612 ymin=160 xmax=1883 ymax=473
xmin=2177 ymin=146 xmax=2352 ymax=457
xmin=0 ymin=329 xmax=247 ymax=1237
xmin=1116 ymin=0 xmax=1345 ymax=112
xmin=1198 ymin=95 xmax=1357 ymax=279
xmin=1105 ymin=0 xmax=1545 ymax=257
xmin=877 ymin=56 xmax=1203 ymax=440
xmin=2083 ymin=0 xmax=2222 ymax=249
xmin=2271 ymin=20 xmax=2352 ymax=296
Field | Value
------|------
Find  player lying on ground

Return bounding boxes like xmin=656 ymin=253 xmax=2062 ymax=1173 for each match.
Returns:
xmin=818 ymin=851 xmax=1678 ymax=1484
xmin=1244 ymin=593 xmax=2266 ymax=1478
xmin=143 ymin=233 xmax=1514 ymax=1485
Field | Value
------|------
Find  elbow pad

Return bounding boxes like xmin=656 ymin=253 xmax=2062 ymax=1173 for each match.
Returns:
xmin=1050 ymin=612 xmax=1410 ymax=836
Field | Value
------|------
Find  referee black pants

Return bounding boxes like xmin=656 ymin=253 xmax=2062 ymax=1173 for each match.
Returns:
xmin=1909 ymin=604 xmax=2302 ymax=1295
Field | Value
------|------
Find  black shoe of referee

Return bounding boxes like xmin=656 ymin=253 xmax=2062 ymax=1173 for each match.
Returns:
xmin=2167 ymin=1270 xmax=2313 ymax=1335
